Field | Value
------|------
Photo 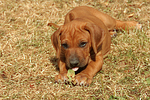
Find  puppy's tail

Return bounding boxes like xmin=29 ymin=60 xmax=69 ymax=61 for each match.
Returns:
xmin=115 ymin=20 xmax=142 ymax=31
xmin=47 ymin=23 xmax=59 ymax=29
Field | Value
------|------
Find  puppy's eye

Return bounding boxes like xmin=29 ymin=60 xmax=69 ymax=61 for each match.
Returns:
xmin=62 ymin=43 xmax=69 ymax=49
xmin=79 ymin=42 xmax=87 ymax=48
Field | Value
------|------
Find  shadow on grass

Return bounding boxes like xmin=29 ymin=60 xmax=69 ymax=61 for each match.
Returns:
xmin=49 ymin=56 xmax=59 ymax=71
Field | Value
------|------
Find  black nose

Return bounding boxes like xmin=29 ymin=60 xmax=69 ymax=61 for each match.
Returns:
xmin=70 ymin=58 xmax=79 ymax=67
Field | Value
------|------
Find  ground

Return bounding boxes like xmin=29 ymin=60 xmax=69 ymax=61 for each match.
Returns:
xmin=0 ymin=0 xmax=150 ymax=99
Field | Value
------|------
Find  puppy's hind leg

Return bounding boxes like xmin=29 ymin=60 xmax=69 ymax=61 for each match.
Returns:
xmin=110 ymin=29 xmax=117 ymax=38
xmin=115 ymin=20 xmax=142 ymax=31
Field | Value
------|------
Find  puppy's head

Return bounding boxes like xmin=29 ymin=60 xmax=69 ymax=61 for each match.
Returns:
xmin=51 ymin=20 xmax=105 ymax=71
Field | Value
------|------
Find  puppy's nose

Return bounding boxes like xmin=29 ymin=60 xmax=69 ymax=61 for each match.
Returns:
xmin=70 ymin=58 xmax=79 ymax=67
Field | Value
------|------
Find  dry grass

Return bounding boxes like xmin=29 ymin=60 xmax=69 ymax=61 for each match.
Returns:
xmin=0 ymin=0 xmax=150 ymax=99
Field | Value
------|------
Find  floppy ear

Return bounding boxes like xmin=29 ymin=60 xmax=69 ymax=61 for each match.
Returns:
xmin=84 ymin=23 xmax=106 ymax=54
xmin=64 ymin=12 xmax=75 ymax=23
xmin=51 ymin=27 xmax=62 ymax=58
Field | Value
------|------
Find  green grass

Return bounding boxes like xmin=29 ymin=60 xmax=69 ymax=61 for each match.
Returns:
xmin=0 ymin=0 xmax=150 ymax=99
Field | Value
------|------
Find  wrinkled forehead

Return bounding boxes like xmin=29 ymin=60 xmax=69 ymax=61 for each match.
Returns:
xmin=60 ymin=25 xmax=90 ymax=43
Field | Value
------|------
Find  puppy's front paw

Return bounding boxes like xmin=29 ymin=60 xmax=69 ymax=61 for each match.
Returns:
xmin=55 ymin=73 xmax=68 ymax=83
xmin=74 ymin=73 xmax=92 ymax=86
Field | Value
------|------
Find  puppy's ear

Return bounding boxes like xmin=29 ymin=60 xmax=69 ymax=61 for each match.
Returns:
xmin=51 ymin=26 xmax=62 ymax=58
xmin=84 ymin=23 xmax=106 ymax=54
xmin=64 ymin=12 xmax=75 ymax=23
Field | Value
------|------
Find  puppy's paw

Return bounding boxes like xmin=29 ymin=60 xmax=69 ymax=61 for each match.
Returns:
xmin=74 ymin=73 xmax=92 ymax=86
xmin=55 ymin=73 xmax=68 ymax=83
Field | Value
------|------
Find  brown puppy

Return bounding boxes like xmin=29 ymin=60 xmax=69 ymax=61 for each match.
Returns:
xmin=49 ymin=6 xmax=141 ymax=86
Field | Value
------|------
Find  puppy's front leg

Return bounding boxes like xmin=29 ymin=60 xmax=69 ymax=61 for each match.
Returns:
xmin=75 ymin=52 xmax=103 ymax=86
xmin=55 ymin=60 xmax=68 ymax=83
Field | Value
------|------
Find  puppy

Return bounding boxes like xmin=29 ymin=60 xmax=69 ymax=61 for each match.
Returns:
xmin=49 ymin=6 xmax=141 ymax=86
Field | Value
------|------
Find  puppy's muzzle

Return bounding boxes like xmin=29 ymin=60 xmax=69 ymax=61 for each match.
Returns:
xmin=69 ymin=57 xmax=79 ymax=68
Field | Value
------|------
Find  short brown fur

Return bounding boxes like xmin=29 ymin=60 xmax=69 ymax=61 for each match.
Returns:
xmin=49 ymin=6 xmax=141 ymax=86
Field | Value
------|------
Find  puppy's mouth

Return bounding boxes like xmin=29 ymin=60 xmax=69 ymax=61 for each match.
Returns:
xmin=72 ymin=67 xmax=79 ymax=72
xmin=68 ymin=65 xmax=87 ymax=74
